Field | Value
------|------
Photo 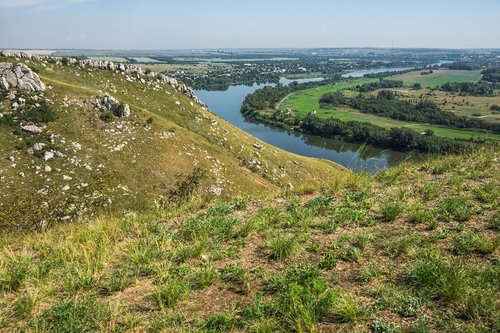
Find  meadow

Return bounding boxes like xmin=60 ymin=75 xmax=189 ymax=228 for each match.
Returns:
xmin=390 ymin=70 xmax=482 ymax=88
xmin=0 ymin=151 xmax=498 ymax=332
xmin=276 ymin=74 xmax=500 ymax=141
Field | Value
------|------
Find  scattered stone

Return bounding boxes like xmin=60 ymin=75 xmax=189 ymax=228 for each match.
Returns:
xmin=207 ymin=185 xmax=223 ymax=196
xmin=19 ymin=172 xmax=25 ymax=177
xmin=62 ymin=185 xmax=70 ymax=191
xmin=44 ymin=151 xmax=55 ymax=161
xmin=21 ymin=124 xmax=43 ymax=133
xmin=33 ymin=142 xmax=45 ymax=151
xmin=0 ymin=62 xmax=46 ymax=91
xmin=12 ymin=102 xmax=19 ymax=109
xmin=63 ymin=175 xmax=72 ymax=181
xmin=7 ymin=156 xmax=14 ymax=162
xmin=123 ymin=104 xmax=131 ymax=117
xmin=44 ymin=165 xmax=52 ymax=172
xmin=252 ymin=143 xmax=263 ymax=150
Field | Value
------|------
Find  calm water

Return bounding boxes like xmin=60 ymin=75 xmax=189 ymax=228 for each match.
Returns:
xmin=342 ymin=67 xmax=414 ymax=78
xmin=342 ymin=60 xmax=454 ymax=78
xmin=195 ymin=79 xmax=412 ymax=173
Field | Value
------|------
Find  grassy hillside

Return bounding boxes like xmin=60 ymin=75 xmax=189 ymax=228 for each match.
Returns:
xmin=0 ymin=56 xmax=343 ymax=228
xmin=0 ymin=150 xmax=498 ymax=332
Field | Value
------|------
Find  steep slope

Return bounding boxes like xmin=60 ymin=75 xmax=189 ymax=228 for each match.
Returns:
xmin=0 ymin=53 xmax=344 ymax=228
xmin=0 ymin=150 xmax=497 ymax=332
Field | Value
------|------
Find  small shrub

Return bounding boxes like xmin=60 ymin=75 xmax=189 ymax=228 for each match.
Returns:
xmin=100 ymin=111 xmax=114 ymax=122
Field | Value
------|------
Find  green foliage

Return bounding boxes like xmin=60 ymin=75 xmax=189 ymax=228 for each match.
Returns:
xmin=266 ymin=235 xmax=298 ymax=259
xmin=439 ymin=195 xmax=476 ymax=222
xmin=409 ymin=202 xmax=435 ymax=225
xmin=191 ymin=265 xmax=220 ymax=289
xmin=453 ymin=232 xmax=499 ymax=255
xmin=39 ymin=296 xmax=112 ymax=333
xmin=370 ymin=321 xmax=402 ymax=333
xmin=165 ymin=167 xmax=205 ymax=205
xmin=0 ymin=252 xmax=33 ymax=292
xmin=203 ymin=312 xmax=237 ymax=332
xmin=380 ymin=200 xmax=404 ymax=221
xmin=153 ymin=279 xmax=190 ymax=310
xmin=406 ymin=250 xmax=473 ymax=304
xmin=99 ymin=111 xmax=114 ymax=122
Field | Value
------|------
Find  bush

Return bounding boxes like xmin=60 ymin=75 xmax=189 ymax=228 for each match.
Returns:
xmin=100 ymin=111 xmax=114 ymax=123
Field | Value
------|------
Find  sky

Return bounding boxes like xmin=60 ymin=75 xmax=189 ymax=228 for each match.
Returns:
xmin=0 ymin=0 xmax=499 ymax=49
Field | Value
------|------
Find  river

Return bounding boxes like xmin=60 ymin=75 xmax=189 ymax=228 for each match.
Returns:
xmin=195 ymin=80 xmax=413 ymax=173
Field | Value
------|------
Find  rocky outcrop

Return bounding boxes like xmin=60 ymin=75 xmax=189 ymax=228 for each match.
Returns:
xmin=0 ymin=62 xmax=46 ymax=91
xmin=0 ymin=51 xmax=202 ymax=104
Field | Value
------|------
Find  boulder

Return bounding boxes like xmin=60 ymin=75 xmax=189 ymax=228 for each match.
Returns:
xmin=33 ymin=142 xmax=46 ymax=151
xmin=44 ymin=151 xmax=55 ymax=161
xmin=123 ymin=104 xmax=131 ymax=117
xmin=21 ymin=125 xmax=43 ymax=133
xmin=0 ymin=62 xmax=46 ymax=91
xmin=0 ymin=77 xmax=8 ymax=90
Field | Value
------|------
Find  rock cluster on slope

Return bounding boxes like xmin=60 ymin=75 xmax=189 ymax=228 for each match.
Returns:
xmin=0 ymin=51 xmax=201 ymax=104
xmin=0 ymin=62 xmax=46 ymax=91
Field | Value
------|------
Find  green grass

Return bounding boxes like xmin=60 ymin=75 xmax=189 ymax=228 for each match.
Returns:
xmin=275 ymin=76 xmax=499 ymax=141
xmin=0 ymin=56 xmax=343 ymax=229
xmin=0 ymin=150 xmax=498 ymax=331
xmin=278 ymin=78 xmax=377 ymax=115
xmin=390 ymin=70 xmax=482 ymax=87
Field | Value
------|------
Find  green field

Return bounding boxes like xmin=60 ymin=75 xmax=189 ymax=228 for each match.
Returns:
xmin=276 ymin=77 xmax=499 ymax=141
xmin=278 ymin=79 xmax=378 ymax=115
xmin=390 ymin=70 xmax=482 ymax=87
xmin=88 ymin=56 xmax=129 ymax=63
xmin=130 ymin=57 xmax=162 ymax=63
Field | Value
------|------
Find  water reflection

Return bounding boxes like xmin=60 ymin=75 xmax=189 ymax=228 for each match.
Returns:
xmin=195 ymin=78 xmax=416 ymax=173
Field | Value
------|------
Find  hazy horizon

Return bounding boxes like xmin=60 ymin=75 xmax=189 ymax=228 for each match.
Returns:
xmin=1 ymin=0 xmax=500 ymax=49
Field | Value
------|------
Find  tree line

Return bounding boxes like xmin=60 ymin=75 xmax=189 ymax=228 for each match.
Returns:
xmin=320 ymin=90 xmax=500 ymax=133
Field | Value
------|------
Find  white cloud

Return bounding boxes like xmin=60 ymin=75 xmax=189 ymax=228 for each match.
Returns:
xmin=0 ymin=0 xmax=93 ymax=9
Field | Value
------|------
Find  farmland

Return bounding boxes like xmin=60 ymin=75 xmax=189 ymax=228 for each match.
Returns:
xmin=391 ymin=70 xmax=482 ymax=87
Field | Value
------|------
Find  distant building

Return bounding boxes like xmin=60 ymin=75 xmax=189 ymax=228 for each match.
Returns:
xmin=308 ymin=110 xmax=317 ymax=116
xmin=284 ymin=108 xmax=293 ymax=116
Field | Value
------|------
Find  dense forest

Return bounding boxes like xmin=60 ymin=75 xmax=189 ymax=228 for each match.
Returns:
xmin=300 ymin=114 xmax=475 ymax=154
xmin=320 ymin=90 xmax=500 ymax=133
xmin=355 ymin=80 xmax=404 ymax=92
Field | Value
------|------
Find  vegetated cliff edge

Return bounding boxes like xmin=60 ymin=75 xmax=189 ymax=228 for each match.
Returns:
xmin=0 ymin=51 xmax=344 ymax=229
